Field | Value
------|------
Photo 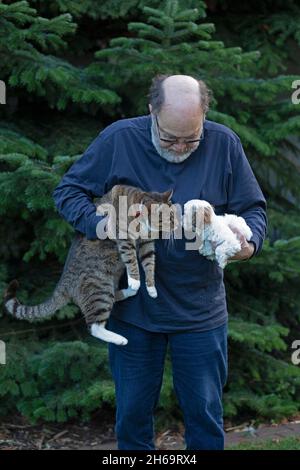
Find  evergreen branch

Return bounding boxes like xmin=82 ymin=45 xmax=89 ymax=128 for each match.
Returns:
xmin=0 ymin=317 xmax=84 ymax=339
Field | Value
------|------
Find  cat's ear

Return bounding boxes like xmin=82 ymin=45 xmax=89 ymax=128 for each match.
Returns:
xmin=163 ymin=189 xmax=173 ymax=201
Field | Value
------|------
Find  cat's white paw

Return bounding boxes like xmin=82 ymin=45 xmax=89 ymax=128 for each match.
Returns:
xmin=147 ymin=286 xmax=158 ymax=298
xmin=121 ymin=287 xmax=138 ymax=298
xmin=127 ymin=276 xmax=140 ymax=292
xmin=91 ymin=323 xmax=128 ymax=346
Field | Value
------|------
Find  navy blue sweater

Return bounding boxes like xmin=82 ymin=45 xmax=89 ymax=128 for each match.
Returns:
xmin=53 ymin=115 xmax=267 ymax=332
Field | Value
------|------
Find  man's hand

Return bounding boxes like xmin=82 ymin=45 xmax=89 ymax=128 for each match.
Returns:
xmin=228 ymin=224 xmax=255 ymax=261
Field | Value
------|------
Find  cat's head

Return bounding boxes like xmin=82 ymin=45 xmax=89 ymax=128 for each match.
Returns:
xmin=112 ymin=185 xmax=179 ymax=239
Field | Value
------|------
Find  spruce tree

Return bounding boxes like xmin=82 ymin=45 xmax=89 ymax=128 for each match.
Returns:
xmin=0 ymin=0 xmax=299 ymax=424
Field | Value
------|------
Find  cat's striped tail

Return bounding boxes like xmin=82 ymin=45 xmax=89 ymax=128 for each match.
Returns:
xmin=3 ymin=280 xmax=69 ymax=322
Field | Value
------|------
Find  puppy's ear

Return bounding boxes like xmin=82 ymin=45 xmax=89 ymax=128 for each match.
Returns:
xmin=204 ymin=205 xmax=214 ymax=224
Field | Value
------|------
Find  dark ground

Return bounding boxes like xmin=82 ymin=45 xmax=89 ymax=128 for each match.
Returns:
xmin=1 ymin=413 xmax=300 ymax=450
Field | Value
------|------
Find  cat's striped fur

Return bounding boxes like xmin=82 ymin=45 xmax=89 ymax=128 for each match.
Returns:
xmin=4 ymin=185 xmax=176 ymax=346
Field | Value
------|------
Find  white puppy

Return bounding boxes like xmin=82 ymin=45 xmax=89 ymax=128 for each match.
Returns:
xmin=183 ymin=200 xmax=253 ymax=269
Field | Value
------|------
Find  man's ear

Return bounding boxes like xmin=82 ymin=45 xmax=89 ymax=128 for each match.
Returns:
xmin=148 ymin=104 xmax=152 ymax=113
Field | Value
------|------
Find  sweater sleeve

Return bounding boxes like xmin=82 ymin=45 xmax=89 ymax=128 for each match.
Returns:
xmin=226 ymin=139 xmax=267 ymax=256
xmin=52 ymin=133 xmax=113 ymax=240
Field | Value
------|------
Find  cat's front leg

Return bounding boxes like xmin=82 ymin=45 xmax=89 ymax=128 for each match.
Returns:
xmin=138 ymin=240 xmax=157 ymax=298
xmin=114 ymin=287 xmax=137 ymax=301
xmin=116 ymin=239 xmax=141 ymax=293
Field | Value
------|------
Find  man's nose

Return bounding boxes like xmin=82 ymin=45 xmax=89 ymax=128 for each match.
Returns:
xmin=173 ymin=142 xmax=187 ymax=152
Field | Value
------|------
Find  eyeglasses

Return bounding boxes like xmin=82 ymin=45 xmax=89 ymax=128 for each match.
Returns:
xmin=155 ymin=115 xmax=204 ymax=145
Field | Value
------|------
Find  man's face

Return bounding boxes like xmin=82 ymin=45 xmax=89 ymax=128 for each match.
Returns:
xmin=150 ymin=111 xmax=204 ymax=163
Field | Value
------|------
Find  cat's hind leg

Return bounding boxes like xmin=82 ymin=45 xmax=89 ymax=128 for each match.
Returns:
xmin=77 ymin=280 xmax=128 ymax=346
xmin=90 ymin=323 xmax=128 ymax=346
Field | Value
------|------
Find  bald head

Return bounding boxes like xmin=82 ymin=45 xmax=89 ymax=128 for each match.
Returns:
xmin=149 ymin=74 xmax=205 ymax=137
xmin=163 ymin=75 xmax=201 ymax=111
xmin=159 ymin=75 xmax=202 ymax=131
xmin=148 ymin=74 xmax=210 ymax=114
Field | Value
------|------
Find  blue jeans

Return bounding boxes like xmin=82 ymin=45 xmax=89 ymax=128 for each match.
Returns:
xmin=107 ymin=316 xmax=228 ymax=450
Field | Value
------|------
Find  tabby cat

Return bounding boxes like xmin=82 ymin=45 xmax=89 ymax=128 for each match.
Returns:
xmin=4 ymin=185 xmax=176 ymax=346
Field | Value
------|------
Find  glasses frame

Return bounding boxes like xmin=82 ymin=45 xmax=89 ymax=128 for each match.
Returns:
xmin=155 ymin=115 xmax=204 ymax=145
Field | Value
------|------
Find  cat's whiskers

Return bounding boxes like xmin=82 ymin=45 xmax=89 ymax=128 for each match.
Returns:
xmin=165 ymin=225 xmax=176 ymax=253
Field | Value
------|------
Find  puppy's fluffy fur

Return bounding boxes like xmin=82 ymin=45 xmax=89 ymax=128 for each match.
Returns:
xmin=184 ymin=200 xmax=253 ymax=268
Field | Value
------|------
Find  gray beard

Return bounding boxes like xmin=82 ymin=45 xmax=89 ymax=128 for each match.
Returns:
xmin=150 ymin=117 xmax=198 ymax=164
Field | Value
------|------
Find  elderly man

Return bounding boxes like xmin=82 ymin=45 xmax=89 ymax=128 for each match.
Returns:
xmin=53 ymin=74 xmax=267 ymax=450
